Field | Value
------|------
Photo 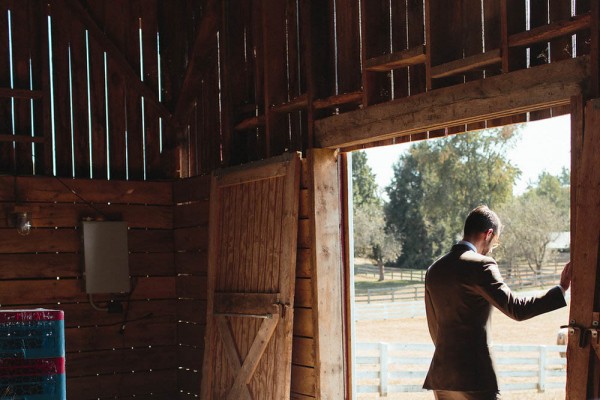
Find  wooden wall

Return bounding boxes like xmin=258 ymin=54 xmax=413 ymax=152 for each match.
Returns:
xmin=173 ymin=175 xmax=210 ymax=398
xmin=0 ymin=175 xmax=178 ymax=398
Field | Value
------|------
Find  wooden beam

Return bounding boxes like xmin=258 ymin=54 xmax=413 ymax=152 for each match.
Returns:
xmin=364 ymin=45 xmax=426 ymax=72
xmin=64 ymin=0 xmax=173 ymax=124
xmin=308 ymin=148 xmax=344 ymax=400
xmin=509 ymin=13 xmax=591 ymax=48
xmin=431 ymin=49 xmax=501 ymax=79
xmin=313 ymin=91 xmax=363 ymax=110
xmin=233 ymin=115 xmax=265 ymax=131
xmin=315 ymin=56 xmax=589 ymax=149
xmin=271 ymin=94 xmax=309 ymax=113
xmin=173 ymin=0 xmax=219 ymax=125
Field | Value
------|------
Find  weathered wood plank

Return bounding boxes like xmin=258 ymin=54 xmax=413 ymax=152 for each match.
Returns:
xmin=175 ymin=251 xmax=208 ymax=275
xmin=0 ymin=202 xmax=172 ymax=229
xmin=173 ymin=225 xmax=209 ymax=252
xmin=308 ymin=148 xmax=344 ymax=399
xmin=2 ymin=176 xmax=172 ymax=204
xmin=178 ymin=321 xmax=205 ymax=347
xmin=430 ymin=49 xmax=501 ymax=79
xmin=67 ymin=345 xmax=178 ymax=377
xmin=293 ymin=307 xmax=313 ymax=338
xmin=0 ymin=276 xmax=176 ymax=305
xmin=0 ymin=252 xmax=174 ymax=279
xmin=292 ymin=336 xmax=315 ymax=367
xmin=67 ymin=370 xmax=177 ymax=399
xmin=509 ymin=13 xmax=591 ymax=49
xmin=290 ymin=364 xmax=317 ymax=397
xmin=177 ymin=299 xmax=207 ymax=324
xmin=315 ymin=57 xmax=589 ymax=148
xmin=66 ymin=319 xmax=177 ymax=352
xmin=177 ymin=275 xmax=208 ymax=300
xmin=172 ymin=175 xmax=211 ymax=203
xmin=365 ymin=46 xmax=426 ymax=72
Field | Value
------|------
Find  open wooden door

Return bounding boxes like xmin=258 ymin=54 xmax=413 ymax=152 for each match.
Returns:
xmin=567 ymin=97 xmax=600 ymax=399
xmin=200 ymin=153 xmax=301 ymax=400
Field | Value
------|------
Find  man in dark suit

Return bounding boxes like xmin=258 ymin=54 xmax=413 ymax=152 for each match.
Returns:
xmin=423 ymin=205 xmax=572 ymax=400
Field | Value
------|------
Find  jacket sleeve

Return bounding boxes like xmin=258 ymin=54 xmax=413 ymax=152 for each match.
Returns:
xmin=424 ymin=273 xmax=438 ymax=345
xmin=472 ymin=260 xmax=567 ymax=321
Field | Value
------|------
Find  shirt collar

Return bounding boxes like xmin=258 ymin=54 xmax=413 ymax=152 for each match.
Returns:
xmin=457 ymin=240 xmax=477 ymax=253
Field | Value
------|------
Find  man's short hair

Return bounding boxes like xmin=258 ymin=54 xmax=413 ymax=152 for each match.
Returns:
xmin=464 ymin=205 xmax=502 ymax=236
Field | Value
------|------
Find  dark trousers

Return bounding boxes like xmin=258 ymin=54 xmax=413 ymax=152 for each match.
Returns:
xmin=434 ymin=390 xmax=501 ymax=400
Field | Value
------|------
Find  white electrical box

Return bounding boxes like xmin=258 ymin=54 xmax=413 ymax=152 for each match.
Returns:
xmin=82 ymin=221 xmax=130 ymax=294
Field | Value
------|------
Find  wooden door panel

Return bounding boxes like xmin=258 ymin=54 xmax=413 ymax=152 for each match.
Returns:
xmin=201 ymin=153 xmax=301 ymax=400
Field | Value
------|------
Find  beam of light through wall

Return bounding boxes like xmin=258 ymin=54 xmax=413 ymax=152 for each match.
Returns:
xmin=124 ymin=92 xmax=129 ymax=180
xmin=139 ymin=21 xmax=147 ymax=180
xmin=47 ymin=15 xmax=57 ymax=175
xmin=104 ymin=52 xmax=111 ymax=180
xmin=68 ymin=47 xmax=75 ymax=177
xmin=157 ymin=31 xmax=163 ymax=153
xmin=217 ymin=32 xmax=223 ymax=162
xmin=85 ymin=30 xmax=93 ymax=178
xmin=8 ymin=10 xmax=16 ymax=159
xmin=29 ymin=59 xmax=36 ymax=174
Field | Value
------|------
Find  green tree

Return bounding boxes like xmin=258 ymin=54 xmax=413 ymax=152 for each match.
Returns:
xmin=385 ymin=127 xmax=521 ymax=268
xmin=497 ymin=170 xmax=570 ymax=273
xmin=352 ymin=151 xmax=380 ymax=208
xmin=352 ymin=151 xmax=402 ymax=280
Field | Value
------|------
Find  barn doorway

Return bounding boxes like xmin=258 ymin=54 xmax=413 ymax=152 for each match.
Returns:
xmin=346 ymin=115 xmax=571 ymax=399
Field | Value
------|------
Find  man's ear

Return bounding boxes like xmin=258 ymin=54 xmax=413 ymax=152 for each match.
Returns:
xmin=485 ymin=229 xmax=494 ymax=240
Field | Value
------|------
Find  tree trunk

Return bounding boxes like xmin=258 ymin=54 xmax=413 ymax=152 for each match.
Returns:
xmin=378 ymin=259 xmax=385 ymax=281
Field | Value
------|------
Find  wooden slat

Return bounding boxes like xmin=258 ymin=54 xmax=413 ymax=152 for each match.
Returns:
xmin=313 ymin=91 xmax=362 ymax=110
xmin=294 ymin=278 xmax=312 ymax=308
xmin=509 ymin=13 xmax=591 ymax=48
xmin=172 ymin=174 xmax=211 ymax=203
xmin=0 ymin=134 xmax=44 ymax=143
xmin=290 ymin=365 xmax=317 ymax=397
xmin=173 ymin=0 xmax=218 ymax=124
xmin=360 ymin=0 xmax=391 ymax=106
xmin=271 ymin=94 xmax=309 ymax=113
xmin=64 ymin=0 xmax=171 ymax=123
xmin=177 ymin=299 xmax=207 ymax=324
xmin=0 ymin=252 xmax=174 ymax=279
xmin=177 ymin=275 xmax=208 ymax=300
xmin=66 ymin=320 xmax=177 ymax=352
xmin=67 ymin=345 xmax=178 ymax=377
xmin=308 ymin=148 xmax=344 ymax=399
xmin=430 ymin=49 xmax=501 ymax=79
xmin=3 ymin=176 xmax=173 ymax=205
xmin=175 ymin=251 xmax=208 ymax=275
xmin=174 ymin=200 xmax=209 ymax=228
xmin=177 ymin=345 xmax=204 ymax=369
xmin=67 ymin=370 xmax=177 ymax=399
xmin=315 ymin=56 xmax=589 ymax=149
xmin=364 ymin=45 xmax=426 ymax=72
xmin=178 ymin=321 xmax=205 ymax=347
xmin=292 ymin=336 xmax=315 ymax=367
xmin=293 ymin=307 xmax=313 ymax=338
xmin=234 ymin=114 xmax=265 ymax=131
xmin=0 ymin=87 xmax=43 ymax=99
xmin=334 ymin=0 xmax=361 ymax=95
xmin=173 ymin=225 xmax=209 ymax=252
xmin=0 ymin=277 xmax=176 ymax=305
xmin=0 ymin=202 xmax=172 ymax=229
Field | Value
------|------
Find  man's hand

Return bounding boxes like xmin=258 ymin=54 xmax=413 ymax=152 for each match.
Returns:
xmin=560 ymin=261 xmax=572 ymax=292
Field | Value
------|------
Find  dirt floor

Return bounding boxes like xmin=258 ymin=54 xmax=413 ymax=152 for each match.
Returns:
xmin=355 ymin=295 xmax=570 ymax=400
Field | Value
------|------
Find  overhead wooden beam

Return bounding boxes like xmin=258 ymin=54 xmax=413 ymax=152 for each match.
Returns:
xmin=508 ymin=13 xmax=591 ymax=48
xmin=431 ymin=49 xmax=501 ymax=79
xmin=314 ymin=56 xmax=590 ymax=149
xmin=364 ymin=45 xmax=426 ymax=72
xmin=64 ymin=0 xmax=173 ymax=124
xmin=173 ymin=0 xmax=219 ymax=125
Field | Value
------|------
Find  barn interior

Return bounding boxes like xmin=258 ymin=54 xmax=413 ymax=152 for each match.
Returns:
xmin=0 ymin=0 xmax=599 ymax=399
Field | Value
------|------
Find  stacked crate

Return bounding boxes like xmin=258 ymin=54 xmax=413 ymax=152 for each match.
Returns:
xmin=0 ymin=310 xmax=66 ymax=399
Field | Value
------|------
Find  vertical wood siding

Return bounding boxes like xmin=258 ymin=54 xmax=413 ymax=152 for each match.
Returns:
xmin=0 ymin=175 xmax=178 ymax=399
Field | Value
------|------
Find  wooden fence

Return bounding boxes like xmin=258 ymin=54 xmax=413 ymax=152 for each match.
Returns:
xmin=355 ymin=343 xmax=567 ymax=396
xmin=355 ymin=273 xmax=562 ymax=304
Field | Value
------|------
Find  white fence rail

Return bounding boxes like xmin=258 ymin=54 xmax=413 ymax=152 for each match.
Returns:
xmin=355 ymin=343 xmax=567 ymax=396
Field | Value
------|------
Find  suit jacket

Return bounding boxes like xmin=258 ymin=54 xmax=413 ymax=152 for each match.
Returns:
xmin=423 ymin=243 xmax=566 ymax=391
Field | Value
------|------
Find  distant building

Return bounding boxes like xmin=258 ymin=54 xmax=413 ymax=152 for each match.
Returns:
xmin=547 ymin=232 xmax=570 ymax=253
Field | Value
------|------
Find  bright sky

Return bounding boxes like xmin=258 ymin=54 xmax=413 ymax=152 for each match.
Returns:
xmin=363 ymin=114 xmax=571 ymax=197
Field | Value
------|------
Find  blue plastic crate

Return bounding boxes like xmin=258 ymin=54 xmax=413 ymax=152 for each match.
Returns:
xmin=0 ymin=311 xmax=64 ymax=359
xmin=0 ymin=358 xmax=66 ymax=400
